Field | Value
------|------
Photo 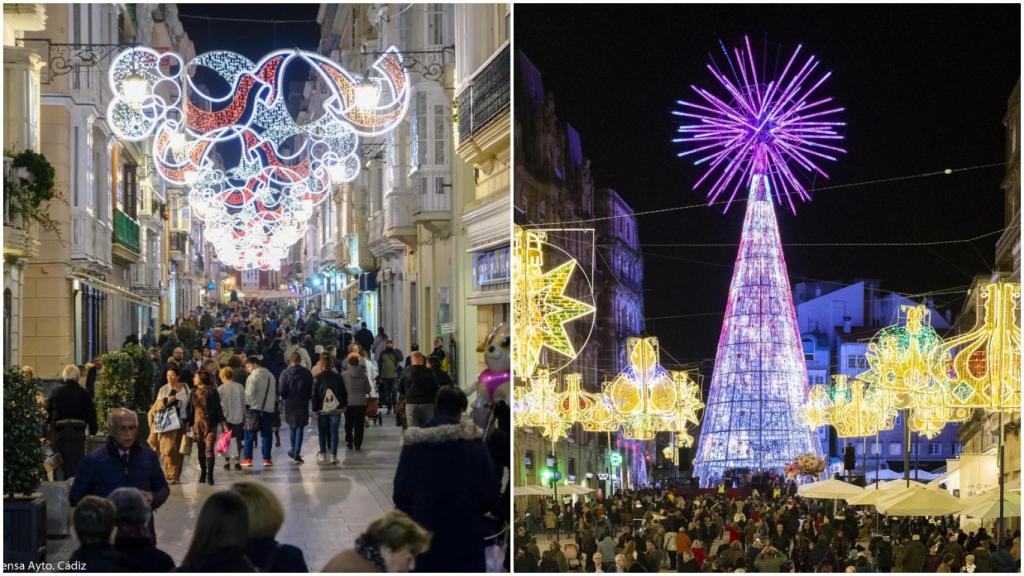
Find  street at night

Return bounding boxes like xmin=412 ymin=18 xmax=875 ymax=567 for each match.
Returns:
xmin=513 ymin=3 xmax=1021 ymax=574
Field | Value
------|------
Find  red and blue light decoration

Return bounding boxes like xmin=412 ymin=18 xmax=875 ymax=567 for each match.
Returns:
xmin=108 ymin=45 xmax=410 ymax=270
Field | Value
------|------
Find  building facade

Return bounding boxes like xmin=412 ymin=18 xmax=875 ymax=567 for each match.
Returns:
xmin=514 ymin=50 xmax=646 ymax=497
xmin=7 ymin=4 xmax=196 ymax=378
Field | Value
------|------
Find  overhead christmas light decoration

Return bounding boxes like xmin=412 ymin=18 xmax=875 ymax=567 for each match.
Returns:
xmin=826 ymin=375 xmax=894 ymax=438
xmin=682 ymin=37 xmax=835 ymax=486
xmin=513 ymin=368 xmax=570 ymax=442
xmin=804 ymin=383 xmax=832 ymax=429
xmin=673 ymin=36 xmax=846 ymax=214
xmin=554 ymin=373 xmax=601 ymax=429
xmin=107 ymin=45 xmax=410 ymax=270
xmin=512 ymin=225 xmax=596 ymax=378
xmin=934 ymin=282 xmax=1021 ymax=413
xmin=860 ymin=305 xmax=945 ymax=411
xmin=667 ymin=370 xmax=704 ymax=447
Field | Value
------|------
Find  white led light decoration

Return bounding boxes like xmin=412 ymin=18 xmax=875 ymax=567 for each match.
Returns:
xmin=107 ymin=45 xmax=411 ymax=270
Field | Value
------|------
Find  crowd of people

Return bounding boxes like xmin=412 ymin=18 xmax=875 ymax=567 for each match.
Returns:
xmin=37 ymin=297 xmax=509 ymax=571
xmin=514 ymin=486 xmax=1022 ymax=573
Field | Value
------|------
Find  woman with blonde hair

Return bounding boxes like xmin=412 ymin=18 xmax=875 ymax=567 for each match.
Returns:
xmin=322 ymin=510 xmax=431 ymax=572
xmin=230 ymin=481 xmax=309 ymax=572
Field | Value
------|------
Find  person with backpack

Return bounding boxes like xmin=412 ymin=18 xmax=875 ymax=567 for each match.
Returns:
xmin=312 ymin=352 xmax=346 ymax=465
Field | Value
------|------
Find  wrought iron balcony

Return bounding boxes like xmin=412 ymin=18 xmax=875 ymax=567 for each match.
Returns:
xmin=457 ymin=44 xmax=510 ymax=145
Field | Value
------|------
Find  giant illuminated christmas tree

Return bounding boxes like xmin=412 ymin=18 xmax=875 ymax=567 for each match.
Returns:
xmin=673 ymin=37 xmax=844 ymax=486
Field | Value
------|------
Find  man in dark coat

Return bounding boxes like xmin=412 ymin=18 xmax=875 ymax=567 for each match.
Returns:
xmin=278 ymin=351 xmax=314 ymax=464
xmin=393 ymin=387 xmax=499 ymax=572
xmin=47 ymin=365 xmax=99 ymax=478
xmin=354 ymin=321 xmax=374 ymax=354
xmin=70 ymin=409 xmax=169 ymax=540
xmin=398 ymin=352 xmax=440 ymax=427
xmin=900 ymin=534 xmax=927 ymax=572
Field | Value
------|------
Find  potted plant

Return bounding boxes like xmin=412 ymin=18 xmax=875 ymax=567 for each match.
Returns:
xmin=315 ymin=324 xmax=337 ymax=348
xmin=175 ymin=323 xmax=199 ymax=354
xmin=92 ymin=351 xmax=136 ymax=454
xmin=122 ymin=343 xmax=155 ymax=441
xmin=4 ymin=368 xmax=48 ymax=563
xmin=4 ymin=149 xmax=61 ymax=240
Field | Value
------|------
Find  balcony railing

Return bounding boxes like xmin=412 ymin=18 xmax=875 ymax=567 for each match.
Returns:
xmin=457 ymin=44 xmax=510 ymax=145
xmin=415 ymin=188 xmax=451 ymax=214
xmin=112 ymin=209 xmax=140 ymax=254
xmin=170 ymin=231 xmax=188 ymax=254
xmin=385 ymin=193 xmax=415 ymax=232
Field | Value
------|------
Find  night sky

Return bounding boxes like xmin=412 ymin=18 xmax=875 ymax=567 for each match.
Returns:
xmin=517 ymin=4 xmax=1020 ymax=367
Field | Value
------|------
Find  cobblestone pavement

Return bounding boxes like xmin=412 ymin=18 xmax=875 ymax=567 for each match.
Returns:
xmin=49 ymin=414 xmax=404 ymax=570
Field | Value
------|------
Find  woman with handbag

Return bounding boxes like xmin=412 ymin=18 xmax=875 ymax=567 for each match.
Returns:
xmin=186 ymin=370 xmax=226 ymax=485
xmin=150 ymin=366 xmax=191 ymax=484
xmin=312 ymin=352 xmax=347 ymax=464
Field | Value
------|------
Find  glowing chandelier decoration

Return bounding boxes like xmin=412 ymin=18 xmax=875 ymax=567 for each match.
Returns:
xmin=512 ymin=225 xmax=596 ymax=378
xmin=107 ymin=45 xmax=410 ymax=270
xmin=607 ymin=337 xmax=679 ymax=441
xmin=553 ymin=373 xmax=602 ymax=430
xmin=803 ymin=383 xmax=832 ymax=429
xmin=512 ymin=368 xmax=570 ymax=442
xmin=580 ymin=381 xmax=623 ymax=433
xmin=667 ymin=370 xmax=704 ymax=447
xmin=934 ymin=282 xmax=1021 ymax=413
xmin=680 ymin=36 xmax=837 ymax=486
xmin=826 ymin=375 xmax=894 ymax=438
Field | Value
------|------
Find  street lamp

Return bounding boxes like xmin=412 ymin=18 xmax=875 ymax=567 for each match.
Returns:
xmin=121 ymin=73 xmax=150 ymax=108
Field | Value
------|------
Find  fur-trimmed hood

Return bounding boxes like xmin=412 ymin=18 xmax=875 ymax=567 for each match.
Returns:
xmin=401 ymin=420 xmax=482 ymax=446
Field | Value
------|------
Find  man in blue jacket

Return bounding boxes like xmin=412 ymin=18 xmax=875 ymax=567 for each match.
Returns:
xmin=70 ymin=408 xmax=169 ymax=540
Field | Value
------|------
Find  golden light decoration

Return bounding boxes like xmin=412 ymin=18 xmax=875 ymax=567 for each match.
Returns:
xmin=859 ymin=305 xmax=945 ymax=411
xmin=513 ymin=368 xmax=569 ymax=442
xmin=580 ymin=382 xmax=622 ymax=432
xmin=934 ymin=281 xmax=1021 ymax=413
xmin=608 ymin=337 xmax=678 ymax=418
xmin=512 ymin=226 xmax=596 ymax=378
xmin=554 ymin=373 xmax=600 ymax=427
xmin=667 ymin=370 xmax=704 ymax=446
xmin=803 ymin=383 xmax=832 ymax=429
xmin=827 ymin=375 xmax=894 ymax=438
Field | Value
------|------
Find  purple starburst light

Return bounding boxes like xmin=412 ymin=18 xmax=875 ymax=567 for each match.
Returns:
xmin=673 ymin=37 xmax=846 ymax=213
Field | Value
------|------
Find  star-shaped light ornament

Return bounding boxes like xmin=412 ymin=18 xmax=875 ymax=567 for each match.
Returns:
xmin=512 ymin=368 xmax=570 ymax=442
xmin=512 ymin=226 xmax=596 ymax=378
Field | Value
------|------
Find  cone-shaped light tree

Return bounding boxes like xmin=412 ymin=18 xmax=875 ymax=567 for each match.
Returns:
xmin=673 ymin=37 xmax=845 ymax=486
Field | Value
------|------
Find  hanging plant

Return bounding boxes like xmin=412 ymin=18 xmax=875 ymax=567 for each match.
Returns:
xmin=3 ymin=368 xmax=47 ymax=498
xmin=4 ymin=149 xmax=62 ymax=242
xmin=95 ymin=351 xmax=137 ymax=432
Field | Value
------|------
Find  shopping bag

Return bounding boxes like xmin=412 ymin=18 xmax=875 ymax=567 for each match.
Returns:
xmin=366 ymin=397 xmax=380 ymax=419
xmin=215 ymin=428 xmax=233 ymax=455
xmin=152 ymin=407 xmax=181 ymax=434
xmin=179 ymin=432 xmax=193 ymax=456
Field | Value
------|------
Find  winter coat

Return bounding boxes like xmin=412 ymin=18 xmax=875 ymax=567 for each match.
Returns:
xmin=245 ymin=537 xmax=309 ymax=572
xmin=278 ymin=365 xmax=314 ymax=427
xmin=185 ymin=386 xmax=225 ymax=431
xmin=71 ymin=543 xmax=116 ymax=572
xmin=754 ymin=550 xmax=788 ymax=573
xmin=398 ymin=365 xmax=439 ymax=405
xmin=46 ymin=380 xmax=99 ymax=435
xmin=69 ymin=438 xmax=170 ymax=510
xmin=321 ymin=549 xmax=381 ymax=572
xmin=312 ymin=370 xmax=347 ymax=413
xmin=341 ymin=362 xmax=371 ymax=407
xmin=217 ymin=380 xmax=246 ymax=425
xmin=393 ymin=418 xmax=499 ymax=573
xmin=113 ymin=536 xmax=176 ymax=572
xmin=971 ymin=546 xmax=993 ymax=573
xmin=354 ymin=328 xmax=374 ymax=355
xmin=900 ymin=540 xmax=927 ymax=572
xmin=177 ymin=545 xmax=255 ymax=572
xmin=245 ymin=367 xmax=277 ymax=413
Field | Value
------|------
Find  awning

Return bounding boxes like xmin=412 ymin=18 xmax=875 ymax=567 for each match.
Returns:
xmin=72 ymin=271 xmax=158 ymax=308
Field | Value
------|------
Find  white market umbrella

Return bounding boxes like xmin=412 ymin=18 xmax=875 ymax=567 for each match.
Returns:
xmin=797 ymin=478 xmax=864 ymax=501
xmin=514 ymin=484 xmax=553 ymax=497
xmin=905 ymin=469 xmax=939 ymax=481
xmin=865 ymin=468 xmax=902 ymax=481
xmin=961 ymin=491 xmax=1022 ymax=520
xmin=555 ymin=483 xmax=595 ymax=496
xmin=876 ymin=485 xmax=964 ymax=516
xmin=850 ymin=480 xmax=933 ymax=507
